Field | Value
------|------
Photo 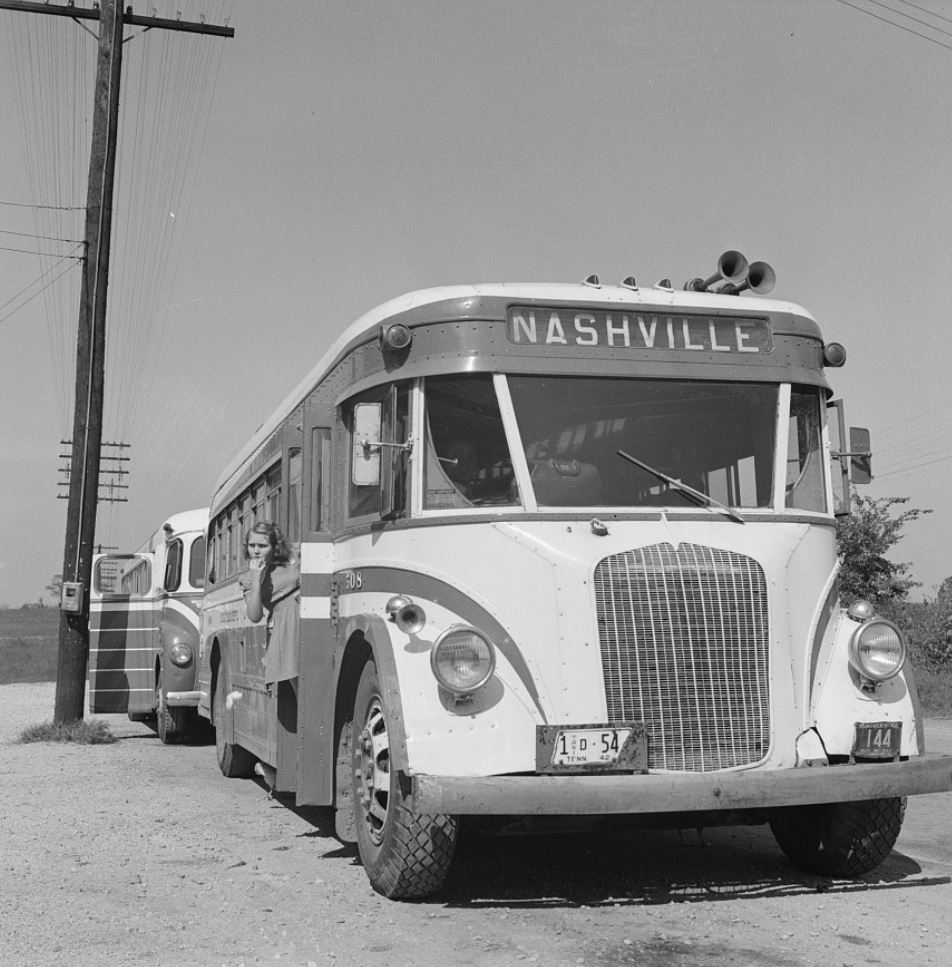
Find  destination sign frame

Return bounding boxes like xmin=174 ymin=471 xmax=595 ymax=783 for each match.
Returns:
xmin=507 ymin=306 xmax=773 ymax=355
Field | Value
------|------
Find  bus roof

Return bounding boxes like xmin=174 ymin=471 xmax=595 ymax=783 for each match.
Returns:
xmin=136 ymin=507 xmax=210 ymax=553
xmin=212 ymin=282 xmax=819 ymax=503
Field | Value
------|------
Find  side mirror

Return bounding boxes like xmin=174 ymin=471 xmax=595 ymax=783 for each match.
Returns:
xmin=352 ymin=402 xmax=382 ymax=486
xmin=849 ymin=426 xmax=872 ymax=484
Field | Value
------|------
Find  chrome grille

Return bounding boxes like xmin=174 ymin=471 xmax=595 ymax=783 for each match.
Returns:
xmin=594 ymin=543 xmax=769 ymax=772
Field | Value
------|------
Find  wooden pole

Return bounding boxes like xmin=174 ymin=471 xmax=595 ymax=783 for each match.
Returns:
xmin=53 ymin=0 xmax=124 ymax=724
xmin=0 ymin=1 xmax=233 ymax=723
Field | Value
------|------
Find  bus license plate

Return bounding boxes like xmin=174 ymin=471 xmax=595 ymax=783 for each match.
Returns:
xmin=853 ymin=721 xmax=901 ymax=759
xmin=536 ymin=723 xmax=647 ymax=773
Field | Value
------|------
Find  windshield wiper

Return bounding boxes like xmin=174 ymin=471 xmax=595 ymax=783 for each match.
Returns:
xmin=616 ymin=449 xmax=745 ymax=524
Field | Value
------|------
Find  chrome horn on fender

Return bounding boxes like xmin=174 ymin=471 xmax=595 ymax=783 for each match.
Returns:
xmin=684 ymin=250 xmax=775 ymax=296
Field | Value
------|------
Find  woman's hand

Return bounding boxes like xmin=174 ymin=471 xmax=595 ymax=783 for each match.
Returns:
xmin=249 ymin=557 xmax=267 ymax=577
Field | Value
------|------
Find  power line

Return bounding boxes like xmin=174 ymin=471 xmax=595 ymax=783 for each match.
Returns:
xmin=0 ymin=242 xmax=84 ymax=257
xmin=894 ymin=0 xmax=952 ymax=27
xmin=865 ymin=0 xmax=952 ymax=37
xmin=835 ymin=0 xmax=952 ymax=49
xmin=0 ymin=199 xmax=84 ymax=210
xmin=0 ymin=257 xmax=79 ymax=325
xmin=0 ymin=227 xmax=82 ymax=243
xmin=875 ymin=452 xmax=952 ymax=479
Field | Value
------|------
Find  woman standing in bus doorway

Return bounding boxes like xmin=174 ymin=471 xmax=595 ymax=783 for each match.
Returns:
xmin=241 ymin=522 xmax=300 ymax=687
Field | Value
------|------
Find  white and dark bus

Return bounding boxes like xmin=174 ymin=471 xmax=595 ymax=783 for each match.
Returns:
xmin=89 ymin=507 xmax=209 ymax=743
xmin=196 ymin=253 xmax=951 ymax=898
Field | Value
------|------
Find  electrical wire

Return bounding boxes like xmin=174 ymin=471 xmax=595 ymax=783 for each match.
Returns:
xmin=3 ymin=1 xmax=232 ymax=549
xmin=0 ymin=257 xmax=80 ymax=326
xmin=835 ymin=0 xmax=952 ymax=50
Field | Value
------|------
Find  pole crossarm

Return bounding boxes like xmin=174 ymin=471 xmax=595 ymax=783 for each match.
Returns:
xmin=0 ymin=1 xmax=235 ymax=36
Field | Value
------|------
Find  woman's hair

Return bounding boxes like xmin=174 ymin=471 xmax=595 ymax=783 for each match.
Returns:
xmin=244 ymin=521 xmax=292 ymax=564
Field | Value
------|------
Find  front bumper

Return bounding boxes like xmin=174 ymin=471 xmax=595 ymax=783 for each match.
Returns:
xmin=165 ymin=690 xmax=206 ymax=708
xmin=410 ymin=755 xmax=952 ymax=815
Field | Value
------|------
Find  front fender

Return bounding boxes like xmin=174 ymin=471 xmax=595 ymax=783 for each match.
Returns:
xmin=340 ymin=613 xmax=410 ymax=772
xmin=812 ymin=610 xmax=923 ymax=757
xmin=340 ymin=595 xmax=546 ymax=777
xmin=158 ymin=619 xmax=198 ymax=693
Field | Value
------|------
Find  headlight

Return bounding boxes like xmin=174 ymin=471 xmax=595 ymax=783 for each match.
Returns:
xmin=430 ymin=626 xmax=495 ymax=695
xmin=848 ymin=619 xmax=905 ymax=681
xmin=169 ymin=643 xmax=194 ymax=667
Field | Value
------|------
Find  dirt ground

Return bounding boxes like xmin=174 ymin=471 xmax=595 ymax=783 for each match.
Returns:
xmin=1 ymin=682 xmax=951 ymax=967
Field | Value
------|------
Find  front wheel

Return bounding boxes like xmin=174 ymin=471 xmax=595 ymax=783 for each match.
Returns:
xmin=769 ymin=797 xmax=906 ymax=877
xmin=352 ymin=661 xmax=458 ymax=899
xmin=213 ymin=660 xmax=255 ymax=778
xmin=155 ymin=666 xmax=188 ymax=745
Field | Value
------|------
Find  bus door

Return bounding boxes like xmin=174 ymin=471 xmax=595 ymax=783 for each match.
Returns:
xmin=88 ymin=552 xmax=160 ymax=716
xmin=295 ymin=398 xmax=336 ymax=804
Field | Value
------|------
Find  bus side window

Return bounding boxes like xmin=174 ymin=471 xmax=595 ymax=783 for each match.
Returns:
xmin=786 ymin=387 xmax=826 ymax=512
xmin=165 ymin=539 xmax=183 ymax=592
xmin=310 ymin=428 xmax=331 ymax=532
xmin=288 ymin=447 xmax=302 ymax=542
xmin=349 ymin=401 xmax=382 ymax=518
xmin=189 ymin=536 xmax=206 ymax=589
xmin=383 ymin=384 xmax=410 ymax=519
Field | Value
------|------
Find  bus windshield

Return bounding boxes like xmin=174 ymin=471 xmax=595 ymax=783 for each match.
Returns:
xmin=508 ymin=375 xmax=777 ymax=509
xmin=423 ymin=374 xmax=825 ymax=512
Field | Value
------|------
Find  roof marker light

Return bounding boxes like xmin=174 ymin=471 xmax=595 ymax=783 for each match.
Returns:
xmin=823 ymin=342 xmax=847 ymax=367
xmin=380 ymin=323 xmax=412 ymax=351
xmin=582 ymin=274 xmax=600 ymax=288
xmin=620 ymin=276 xmax=638 ymax=290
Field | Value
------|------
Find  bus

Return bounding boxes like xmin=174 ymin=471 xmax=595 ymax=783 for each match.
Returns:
xmin=197 ymin=252 xmax=952 ymax=899
xmin=89 ymin=507 xmax=209 ymax=744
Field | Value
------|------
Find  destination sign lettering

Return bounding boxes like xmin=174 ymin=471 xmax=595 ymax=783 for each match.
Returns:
xmin=507 ymin=307 xmax=771 ymax=354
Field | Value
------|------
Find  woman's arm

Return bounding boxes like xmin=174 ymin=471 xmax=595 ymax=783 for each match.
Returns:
xmin=244 ymin=558 xmax=266 ymax=623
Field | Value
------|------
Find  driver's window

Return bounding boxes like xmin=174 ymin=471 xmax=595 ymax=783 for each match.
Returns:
xmin=786 ymin=387 xmax=826 ymax=512
xmin=423 ymin=374 xmax=518 ymax=509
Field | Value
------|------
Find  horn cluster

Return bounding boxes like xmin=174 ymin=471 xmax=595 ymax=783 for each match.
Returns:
xmin=684 ymin=250 xmax=775 ymax=296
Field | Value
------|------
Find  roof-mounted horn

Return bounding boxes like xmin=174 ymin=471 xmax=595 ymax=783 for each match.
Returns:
xmin=684 ymin=250 xmax=749 ymax=292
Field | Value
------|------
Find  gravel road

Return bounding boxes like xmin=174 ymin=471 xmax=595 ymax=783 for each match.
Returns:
xmin=2 ymin=682 xmax=950 ymax=967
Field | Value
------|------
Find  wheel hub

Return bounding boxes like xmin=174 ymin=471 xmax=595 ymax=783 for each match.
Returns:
xmin=356 ymin=701 xmax=390 ymax=846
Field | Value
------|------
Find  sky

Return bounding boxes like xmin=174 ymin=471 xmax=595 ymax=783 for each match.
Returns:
xmin=1 ymin=0 xmax=951 ymax=607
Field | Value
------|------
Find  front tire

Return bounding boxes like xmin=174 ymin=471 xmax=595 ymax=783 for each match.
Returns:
xmin=213 ymin=660 xmax=255 ymax=778
xmin=155 ymin=666 xmax=188 ymax=745
xmin=770 ymin=797 xmax=906 ymax=876
xmin=352 ymin=661 xmax=458 ymax=899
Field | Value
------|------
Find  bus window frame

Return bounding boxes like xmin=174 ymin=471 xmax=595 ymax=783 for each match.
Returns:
xmin=345 ymin=382 xmax=412 ymax=524
xmin=414 ymin=373 xmax=834 ymax=520
xmin=164 ymin=538 xmax=184 ymax=592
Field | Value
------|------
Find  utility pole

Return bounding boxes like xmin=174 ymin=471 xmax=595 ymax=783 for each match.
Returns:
xmin=0 ymin=1 xmax=234 ymax=723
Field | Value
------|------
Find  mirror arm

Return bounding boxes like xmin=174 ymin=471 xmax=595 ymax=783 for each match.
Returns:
xmin=360 ymin=433 xmax=414 ymax=455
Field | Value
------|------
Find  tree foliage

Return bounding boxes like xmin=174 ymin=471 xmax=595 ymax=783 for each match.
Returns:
xmin=835 ymin=494 xmax=930 ymax=605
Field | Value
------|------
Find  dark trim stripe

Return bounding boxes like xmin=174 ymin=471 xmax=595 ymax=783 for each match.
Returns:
xmin=338 ymin=565 xmax=543 ymax=716
xmin=809 ymin=576 xmax=840 ymax=693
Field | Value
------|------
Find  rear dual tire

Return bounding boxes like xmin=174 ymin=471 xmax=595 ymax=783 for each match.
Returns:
xmin=213 ymin=660 xmax=255 ymax=778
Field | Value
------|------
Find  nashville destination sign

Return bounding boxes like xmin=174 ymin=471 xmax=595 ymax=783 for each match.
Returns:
xmin=507 ymin=307 xmax=772 ymax=354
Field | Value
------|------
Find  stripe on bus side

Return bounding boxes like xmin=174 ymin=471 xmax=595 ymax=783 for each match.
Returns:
xmin=336 ymin=565 xmax=542 ymax=714
xmin=300 ymin=543 xmax=334 ymax=623
xmin=297 ymin=550 xmax=542 ymax=716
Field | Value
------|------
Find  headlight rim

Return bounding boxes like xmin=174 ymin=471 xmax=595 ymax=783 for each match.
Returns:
xmin=430 ymin=624 xmax=496 ymax=695
xmin=848 ymin=617 xmax=906 ymax=682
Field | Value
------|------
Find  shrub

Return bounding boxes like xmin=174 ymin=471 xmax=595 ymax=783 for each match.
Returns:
xmin=18 ymin=719 xmax=116 ymax=744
